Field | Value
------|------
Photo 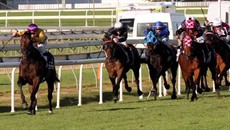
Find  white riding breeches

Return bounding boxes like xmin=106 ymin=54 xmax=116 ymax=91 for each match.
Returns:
xmin=33 ymin=40 xmax=47 ymax=54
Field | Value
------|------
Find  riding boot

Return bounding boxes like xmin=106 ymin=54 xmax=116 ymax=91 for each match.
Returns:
xmin=124 ymin=48 xmax=130 ymax=64
xmin=203 ymin=45 xmax=211 ymax=63
xmin=203 ymin=51 xmax=207 ymax=63
xmin=42 ymin=53 xmax=48 ymax=68
xmin=128 ymin=48 xmax=134 ymax=66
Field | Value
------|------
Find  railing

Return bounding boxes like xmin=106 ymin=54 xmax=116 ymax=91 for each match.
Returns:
xmin=0 ymin=7 xmax=208 ymax=27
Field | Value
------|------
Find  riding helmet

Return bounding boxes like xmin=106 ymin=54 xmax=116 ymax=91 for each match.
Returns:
xmin=27 ymin=23 xmax=38 ymax=32
xmin=213 ymin=18 xmax=222 ymax=26
xmin=154 ymin=21 xmax=164 ymax=28
xmin=114 ymin=22 xmax=123 ymax=29
xmin=185 ymin=19 xmax=195 ymax=29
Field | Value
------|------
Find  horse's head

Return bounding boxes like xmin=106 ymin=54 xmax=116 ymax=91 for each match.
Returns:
xmin=182 ymin=35 xmax=194 ymax=58
xmin=146 ymin=42 xmax=156 ymax=56
xmin=20 ymin=31 xmax=33 ymax=56
xmin=102 ymin=36 xmax=116 ymax=60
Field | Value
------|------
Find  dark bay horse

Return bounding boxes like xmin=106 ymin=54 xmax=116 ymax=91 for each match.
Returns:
xmin=146 ymin=40 xmax=178 ymax=100
xmin=205 ymin=31 xmax=230 ymax=97
xmin=178 ymin=34 xmax=205 ymax=101
xmin=102 ymin=36 xmax=143 ymax=102
xmin=18 ymin=31 xmax=59 ymax=115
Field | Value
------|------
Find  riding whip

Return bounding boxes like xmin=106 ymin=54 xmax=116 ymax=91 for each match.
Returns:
xmin=201 ymin=7 xmax=207 ymax=21
xmin=0 ymin=36 xmax=14 ymax=51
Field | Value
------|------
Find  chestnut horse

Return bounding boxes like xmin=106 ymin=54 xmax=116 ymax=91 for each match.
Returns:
xmin=145 ymin=40 xmax=178 ymax=100
xmin=178 ymin=34 xmax=205 ymax=101
xmin=102 ymin=36 xmax=143 ymax=102
xmin=17 ymin=31 xmax=59 ymax=115
xmin=205 ymin=31 xmax=230 ymax=97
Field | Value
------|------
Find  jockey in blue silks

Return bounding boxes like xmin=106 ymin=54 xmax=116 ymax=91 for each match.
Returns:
xmin=144 ymin=21 xmax=171 ymax=49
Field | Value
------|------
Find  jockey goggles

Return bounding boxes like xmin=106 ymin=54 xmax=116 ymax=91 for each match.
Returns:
xmin=156 ymin=27 xmax=162 ymax=30
xmin=30 ymin=31 xmax=36 ymax=34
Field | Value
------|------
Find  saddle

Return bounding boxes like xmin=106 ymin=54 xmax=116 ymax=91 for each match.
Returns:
xmin=119 ymin=44 xmax=134 ymax=65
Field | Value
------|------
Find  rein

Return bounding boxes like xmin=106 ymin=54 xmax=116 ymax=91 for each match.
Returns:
xmin=0 ymin=36 xmax=14 ymax=51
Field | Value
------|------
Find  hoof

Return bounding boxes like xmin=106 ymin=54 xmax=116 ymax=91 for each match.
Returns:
xmin=125 ymin=87 xmax=132 ymax=92
xmin=27 ymin=110 xmax=35 ymax=115
xmin=113 ymin=96 xmax=118 ymax=103
xmin=204 ymin=87 xmax=211 ymax=92
xmin=171 ymin=94 xmax=177 ymax=99
xmin=48 ymin=110 xmax=53 ymax=114
xmin=197 ymin=88 xmax=203 ymax=94
xmin=22 ymin=102 xmax=28 ymax=109
xmin=164 ymin=84 xmax=170 ymax=90
xmin=138 ymin=90 xmax=143 ymax=96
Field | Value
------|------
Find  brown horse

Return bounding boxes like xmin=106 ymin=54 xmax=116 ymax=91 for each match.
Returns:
xmin=102 ymin=36 xmax=143 ymax=102
xmin=178 ymin=33 xmax=205 ymax=101
xmin=17 ymin=31 xmax=59 ymax=115
xmin=205 ymin=31 xmax=230 ymax=97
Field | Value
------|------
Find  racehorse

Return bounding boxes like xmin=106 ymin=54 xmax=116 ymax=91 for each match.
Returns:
xmin=17 ymin=31 xmax=59 ymax=115
xmin=145 ymin=35 xmax=178 ymax=100
xmin=102 ymin=36 xmax=143 ymax=102
xmin=178 ymin=34 xmax=205 ymax=101
xmin=199 ymin=42 xmax=216 ymax=92
xmin=205 ymin=31 xmax=230 ymax=97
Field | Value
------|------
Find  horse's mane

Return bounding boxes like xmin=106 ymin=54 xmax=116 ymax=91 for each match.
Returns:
xmin=205 ymin=32 xmax=230 ymax=63
xmin=103 ymin=40 xmax=128 ymax=62
xmin=20 ymin=31 xmax=44 ymax=61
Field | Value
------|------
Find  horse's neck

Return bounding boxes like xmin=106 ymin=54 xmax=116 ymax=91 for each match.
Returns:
xmin=213 ymin=38 xmax=230 ymax=62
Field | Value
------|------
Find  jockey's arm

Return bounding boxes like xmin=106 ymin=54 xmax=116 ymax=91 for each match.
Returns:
xmin=12 ymin=31 xmax=26 ymax=37
xmin=33 ymin=31 xmax=47 ymax=43
xmin=117 ymin=31 xmax=128 ymax=42
xmin=175 ymin=28 xmax=185 ymax=39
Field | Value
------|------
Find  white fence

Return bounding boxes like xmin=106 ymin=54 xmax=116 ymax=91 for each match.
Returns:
xmin=0 ymin=39 xmax=181 ymax=113
xmin=0 ymin=7 xmax=208 ymax=27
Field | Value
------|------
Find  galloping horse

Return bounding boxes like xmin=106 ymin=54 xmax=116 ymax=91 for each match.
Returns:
xmin=102 ymin=36 xmax=143 ymax=102
xmin=199 ymin=41 xmax=216 ymax=92
xmin=205 ymin=30 xmax=230 ymax=97
xmin=17 ymin=31 xmax=59 ymax=115
xmin=145 ymin=35 xmax=178 ymax=100
xmin=178 ymin=33 xmax=205 ymax=101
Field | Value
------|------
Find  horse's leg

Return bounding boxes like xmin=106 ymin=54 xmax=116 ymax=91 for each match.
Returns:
xmin=47 ymin=81 xmax=54 ymax=114
xmin=28 ymin=81 xmax=40 ymax=115
xmin=203 ymin=74 xmax=211 ymax=92
xmin=109 ymin=76 xmax=119 ymax=102
xmin=17 ymin=77 xmax=28 ymax=109
xmin=162 ymin=72 xmax=170 ymax=90
xmin=191 ymin=69 xmax=200 ymax=101
xmin=224 ymin=72 xmax=230 ymax=86
xmin=123 ymin=74 xmax=132 ymax=92
xmin=216 ymin=65 xmax=228 ymax=97
xmin=148 ymin=65 xmax=158 ymax=100
xmin=132 ymin=67 xmax=143 ymax=96
xmin=170 ymin=64 xmax=178 ymax=99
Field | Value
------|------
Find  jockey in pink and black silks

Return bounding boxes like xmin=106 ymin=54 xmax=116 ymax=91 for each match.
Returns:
xmin=13 ymin=23 xmax=48 ymax=55
xmin=176 ymin=16 xmax=203 ymax=46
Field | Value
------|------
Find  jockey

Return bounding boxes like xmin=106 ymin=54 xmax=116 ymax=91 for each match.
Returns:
xmin=153 ymin=21 xmax=170 ymax=48
xmin=212 ymin=18 xmax=230 ymax=44
xmin=144 ymin=21 xmax=170 ymax=45
xmin=175 ymin=16 xmax=208 ymax=62
xmin=105 ymin=22 xmax=128 ymax=47
xmin=13 ymin=23 xmax=49 ymax=65
xmin=13 ymin=23 xmax=48 ymax=54
xmin=104 ymin=22 xmax=133 ymax=64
